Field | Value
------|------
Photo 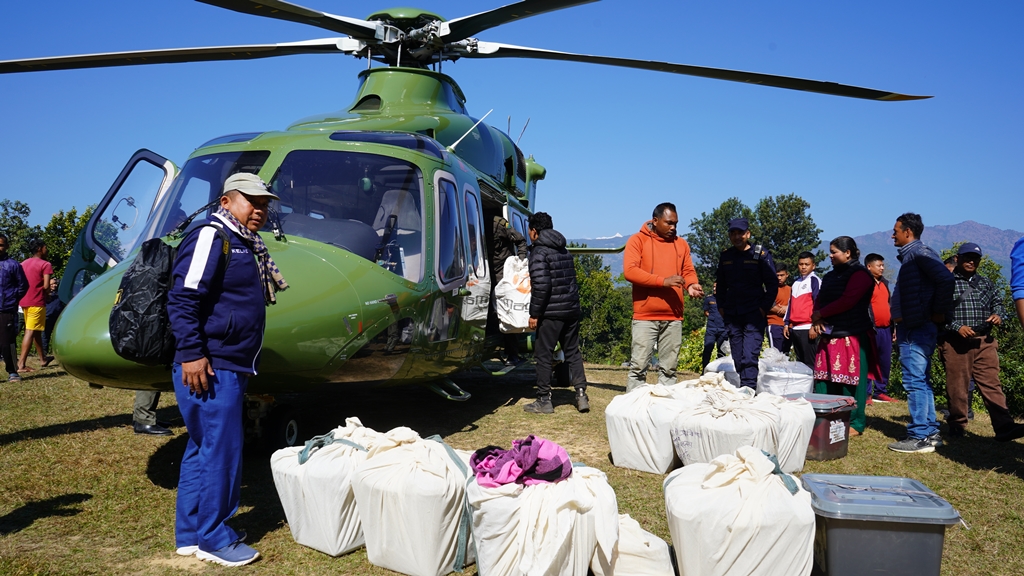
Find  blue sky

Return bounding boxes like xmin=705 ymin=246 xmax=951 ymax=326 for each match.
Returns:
xmin=2 ymin=1 xmax=1022 ymax=243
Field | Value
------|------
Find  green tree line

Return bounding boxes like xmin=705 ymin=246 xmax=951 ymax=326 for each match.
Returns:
xmin=0 ymin=199 xmax=93 ymax=279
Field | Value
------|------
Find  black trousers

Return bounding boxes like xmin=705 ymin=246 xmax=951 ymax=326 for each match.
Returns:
xmin=0 ymin=311 xmax=19 ymax=374
xmin=534 ymin=316 xmax=587 ymax=397
xmin=701 ymin=331 xmax=728 ymax=371
xmin=790 ymin=328 xmax=816 ymax=370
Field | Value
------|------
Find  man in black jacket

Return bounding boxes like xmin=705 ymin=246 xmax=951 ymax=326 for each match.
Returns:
xmin=525 ymin=212 xmax=589 ymax=414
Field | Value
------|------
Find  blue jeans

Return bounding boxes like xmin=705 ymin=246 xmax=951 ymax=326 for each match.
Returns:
xmin=896 ymin=323 xmax=939 ymax=439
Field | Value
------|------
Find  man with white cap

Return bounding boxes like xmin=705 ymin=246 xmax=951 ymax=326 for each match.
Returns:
xmin=938 ymin=242 xmax=1024 ymax=442
xmin=168 ymin=172 xmax=288 ymax=566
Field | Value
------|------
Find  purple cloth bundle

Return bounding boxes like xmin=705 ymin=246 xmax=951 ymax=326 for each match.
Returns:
xmin=470 ymin=435 xmax=573 ymax=488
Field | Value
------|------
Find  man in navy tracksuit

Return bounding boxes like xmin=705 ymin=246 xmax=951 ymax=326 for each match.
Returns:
xmin=715 ymin=218 xmax=778 ymax=389
xmin=168 ymin=173 xmax=287 ymax=566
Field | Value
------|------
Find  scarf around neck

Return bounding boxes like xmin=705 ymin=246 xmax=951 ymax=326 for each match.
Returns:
xmin=216 ymin=206 xmax=288 ymax=305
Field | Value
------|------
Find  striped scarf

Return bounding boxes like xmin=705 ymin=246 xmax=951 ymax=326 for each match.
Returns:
xmin=216 ymin=206 xmax=288 ymax=305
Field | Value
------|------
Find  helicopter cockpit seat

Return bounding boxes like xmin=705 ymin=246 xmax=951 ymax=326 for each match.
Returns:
xmin=373 ymin=189 xmax=422 ymax=282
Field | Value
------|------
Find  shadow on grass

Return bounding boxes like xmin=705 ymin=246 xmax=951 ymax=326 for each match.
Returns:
xmin=0 ymin=493 xmax=92 ymax=536
xmin=0 ymin=405 xmax=181 ymax=448
xmin=936 ymin=429 xmax=1024 ymax=481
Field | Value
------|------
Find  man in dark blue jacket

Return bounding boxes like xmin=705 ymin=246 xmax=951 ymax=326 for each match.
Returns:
xmin=0 ymin=234 xmax=28 ymax=382
xmin=168 ymin=172 xmax=288 ymax=566
xmin=888 ymin=212 xmax=954 ymax=454
xmin=525 ymin=212 xmax=589 ymax=414
xmin=715 ymin=218 xmax=778 ymax=389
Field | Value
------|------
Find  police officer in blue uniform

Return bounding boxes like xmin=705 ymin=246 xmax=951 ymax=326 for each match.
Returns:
xmin=715 ymin=218 xmax=778 ymax=389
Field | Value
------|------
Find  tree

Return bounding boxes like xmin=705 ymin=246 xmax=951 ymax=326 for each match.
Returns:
xmin=571 ymin=245 xmax=632 ymax=364
xmin=42 ymin=205 xmax=94 ymax=279
xmin=752 ymin=193 xmax=825 ymax=272
xmin=0 ymin=199 xmax=44 ymax=261
xmin=685 ymin=197 xmax=753 ymax=285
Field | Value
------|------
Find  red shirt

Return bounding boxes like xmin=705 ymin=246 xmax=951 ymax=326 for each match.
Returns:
xmin=19 ymin=257 xmax=52 ymax=308
xmin=870 ymin=280 xmax=891 ymax=328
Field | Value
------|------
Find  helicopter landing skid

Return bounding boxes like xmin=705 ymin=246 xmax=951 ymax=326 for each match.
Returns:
xmin=487 ymin=360 xmax=528 ymax=376
xmin=425 ymin=378 xmax=472 ymax=402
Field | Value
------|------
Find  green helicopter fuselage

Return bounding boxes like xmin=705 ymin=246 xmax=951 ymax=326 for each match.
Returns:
xmin=54 ymin=67 xmax=546 ymax=393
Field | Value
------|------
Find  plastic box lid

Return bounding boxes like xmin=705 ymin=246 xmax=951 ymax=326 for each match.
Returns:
xmin=784 ymin=393 xmax=855 ymax=412
xmin=801 ymin=474 xmax=961 ymax=525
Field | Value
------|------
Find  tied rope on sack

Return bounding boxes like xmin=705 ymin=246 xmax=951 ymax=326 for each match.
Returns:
xmin=216 ymin=205 xmax=289 ymax=305
xmin=697 ymin=446 xmax=799 ymax=495
xmin=470 ymin=435 xmax=573 ymax=488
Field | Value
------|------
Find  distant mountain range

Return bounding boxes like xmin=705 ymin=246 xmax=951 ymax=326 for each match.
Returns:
xmin=571 ymin=221 xmax=1023 ymax=279
xmin=830 ymin=221 xmax=1022 ymax=279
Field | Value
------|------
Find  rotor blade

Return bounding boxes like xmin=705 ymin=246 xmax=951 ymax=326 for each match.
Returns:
xmin=466 ymin=42 xmax=930 ymax=101
xmin=197 ymin=0 xmax=381 ymax=39
xmin=442 ymin=0 xmax=599 ymax=42
xmin=0 ymin=39 xmax=350 ymax=74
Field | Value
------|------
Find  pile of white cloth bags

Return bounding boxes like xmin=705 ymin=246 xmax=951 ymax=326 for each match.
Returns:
xmin=494 ymin=256 xmax=533 ymax=333
xmin=664 ymin=446 xmax=815 ymax=576
xmin=607 ymin=372 xmax=815 ymax=474
xmin=271 ymin=421 xmax=474 ymax=576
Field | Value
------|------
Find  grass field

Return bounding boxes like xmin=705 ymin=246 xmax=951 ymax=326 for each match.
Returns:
xmin=1 ymin=358 xmax=1023 ymax=575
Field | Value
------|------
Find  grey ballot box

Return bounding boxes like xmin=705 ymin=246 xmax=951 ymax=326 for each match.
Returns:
xmin=802 ymin=474 xmax=961 ymax=576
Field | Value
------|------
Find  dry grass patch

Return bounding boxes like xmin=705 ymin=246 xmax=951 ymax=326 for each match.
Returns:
xmin=1 ymin=362 xmax=1022 ymax=575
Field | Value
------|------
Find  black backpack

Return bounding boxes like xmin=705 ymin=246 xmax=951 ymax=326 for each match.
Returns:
xmin=109 ymin=205 xmax=230 ymax=365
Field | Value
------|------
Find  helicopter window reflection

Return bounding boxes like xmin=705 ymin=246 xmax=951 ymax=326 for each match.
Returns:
xmin=271 ymin=150 xmax=425 ymax=282
xmin=437 ymin=179 xmax=466 ymax=287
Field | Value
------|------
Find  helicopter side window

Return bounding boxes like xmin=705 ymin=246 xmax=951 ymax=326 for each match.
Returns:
xmin=436 ymin=179 xmax=466 ymax=288
xmin=270 ymin=150 xmax=425 ymax=282
xmin=464 ymin=189 xmax=487 ymax=280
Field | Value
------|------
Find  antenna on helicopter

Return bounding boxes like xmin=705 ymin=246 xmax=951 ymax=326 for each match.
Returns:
xmin=448 ymin=109 xmax=494 ymax=153
xmin=507 ymin=116 xmax=511 ymax=135
xmin=516 ymin=118 xmax=531 ymax=146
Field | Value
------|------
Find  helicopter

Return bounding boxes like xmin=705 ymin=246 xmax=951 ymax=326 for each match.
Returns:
xmin=0 ymin=0 xmax=927 ymax=446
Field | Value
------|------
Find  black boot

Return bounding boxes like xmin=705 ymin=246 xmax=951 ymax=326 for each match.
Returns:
xmin=575 ymin=388 xmax=590 ymax=413
xmin=523 ymin=395 xmax=554 ymax=414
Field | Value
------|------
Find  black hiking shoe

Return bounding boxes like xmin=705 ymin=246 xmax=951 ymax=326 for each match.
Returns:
xmin=523 ymin=396 xmax=553 ymax=414
xmin=575 ymin=389 xmax=590 ymax=413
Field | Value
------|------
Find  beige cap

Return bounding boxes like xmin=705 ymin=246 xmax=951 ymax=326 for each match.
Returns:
xmin=222 ymin=172 xmax=279 ymax=200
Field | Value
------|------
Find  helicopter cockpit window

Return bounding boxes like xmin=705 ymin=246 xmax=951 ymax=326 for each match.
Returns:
xmin=270 ymin=150 xmax=425 ymax=282
xmin=436 ymin=179 xmax=466 ymax=287
xmin=140 ymin=151 xmax=271 ymax=242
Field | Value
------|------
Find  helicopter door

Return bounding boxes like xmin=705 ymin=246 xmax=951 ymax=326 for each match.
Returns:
xmin=59 ymin=150 xmax=177 ymax=302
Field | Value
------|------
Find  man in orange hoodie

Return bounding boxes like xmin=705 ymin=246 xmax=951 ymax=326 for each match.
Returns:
xmin=623 ymin=203 xmax=703 ymax=392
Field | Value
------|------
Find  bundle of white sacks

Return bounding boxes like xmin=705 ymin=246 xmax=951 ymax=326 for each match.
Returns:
xmin=272 ymin=419 xmax=674 ymax=576
xmin=606 ymin=372 xmax=816 ymax=474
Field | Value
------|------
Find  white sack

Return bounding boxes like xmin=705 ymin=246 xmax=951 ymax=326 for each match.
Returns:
xmin=670 ymin=389 xmax=779 ymax=466
xmin=756 ymin=350 xmax=814 ymax=396
xmin=591 ymin=514 xmax=674 ymax=576
xmin=463 ymin=273 xmax=492 ymax=322
xmin=664 ymin=446 xmax=815 ymax=576
xmin=270 ymin=417 xmax=383 ymax=556
xmin=754 ymin=394 xmax=815 ymax=473
xmin=606 ymin=384 xmax=692 ymax=473
xmin=352 ymin=427 xmax=475 ymax=576
xmin=702 ymin=357 xmax=741 ymax=388
xmin=495 ymin=256 xmax=533 ymax=333
xmin=467 ymin=465 xmax=617 ymax=576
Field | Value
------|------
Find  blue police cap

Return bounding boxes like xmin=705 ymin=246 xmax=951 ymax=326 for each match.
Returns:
xmin=728 ymin=218 xmax=749 ymax=232
xmin=957 ymin=242 xmax=982 ymax=257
